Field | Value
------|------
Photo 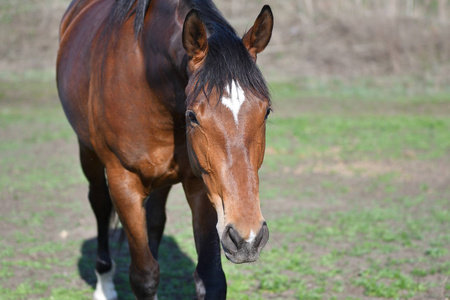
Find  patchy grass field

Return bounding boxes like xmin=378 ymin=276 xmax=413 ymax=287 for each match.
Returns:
xmin=0 ymin=73 xmax=449 ymax=299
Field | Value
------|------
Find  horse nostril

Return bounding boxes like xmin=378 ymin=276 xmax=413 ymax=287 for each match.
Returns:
xmin=222 ymin=225 xmax=245 ymax=253
xmin=228 ymin=226 xmax=244 ymax=248
xmin=255 ymin=222 xmax=269 ymax=251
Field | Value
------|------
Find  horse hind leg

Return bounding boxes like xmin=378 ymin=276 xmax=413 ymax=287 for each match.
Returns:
xmin=145 ymin=186 xmax=171 ymax=259
xmin=79 ymin=142 xmax=118 ymax=300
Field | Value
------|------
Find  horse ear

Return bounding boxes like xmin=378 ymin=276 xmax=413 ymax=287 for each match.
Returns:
xmin=242 ymin=5 xmax=273 ymax=60
xmin=182 ymin=10 xmax=208 ymax=67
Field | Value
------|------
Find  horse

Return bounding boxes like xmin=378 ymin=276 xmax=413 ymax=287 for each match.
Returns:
xmin=56 ymin=0 xmax=273 ymax=299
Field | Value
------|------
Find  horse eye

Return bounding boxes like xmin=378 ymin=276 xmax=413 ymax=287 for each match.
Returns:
xmin=186 ymin=111 xmax=199 ymax=125
xmin=265 ymin=108 xmax=272 ymax=120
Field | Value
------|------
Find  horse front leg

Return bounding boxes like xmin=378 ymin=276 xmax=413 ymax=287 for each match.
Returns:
xmin=182 ymin=176 xmax=227 ymax=300
xmin=106 ymin=165 xmax=159 ymax=300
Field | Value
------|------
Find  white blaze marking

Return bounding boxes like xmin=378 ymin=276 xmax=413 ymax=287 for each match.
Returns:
xmin=246 ymin=230 xmax=256 ymax=243
xmin=221 ymin=81 xmax=246 ymax=124
xmin=93 ymin=261 xmax=118 ymax=300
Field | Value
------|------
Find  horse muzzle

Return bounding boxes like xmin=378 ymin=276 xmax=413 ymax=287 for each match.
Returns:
xmin=220 ymin=221 xmax=269 ymax=264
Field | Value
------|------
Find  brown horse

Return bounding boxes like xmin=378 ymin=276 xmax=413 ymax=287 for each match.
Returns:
xmin=57 ymin=0 xmax=273 ymax=299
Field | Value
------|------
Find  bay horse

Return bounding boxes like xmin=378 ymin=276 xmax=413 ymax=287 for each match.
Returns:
xmin=57 ymin=0 xmax=273 ymax=299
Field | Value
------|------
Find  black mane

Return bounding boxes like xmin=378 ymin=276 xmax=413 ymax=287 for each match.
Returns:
xmin=108 ymin=0 xmax=150 ymax=38
xmin=108 ymin=0 xmax=270 ymax=102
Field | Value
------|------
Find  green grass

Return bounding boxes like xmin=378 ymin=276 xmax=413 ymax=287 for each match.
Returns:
xmin=1 ymin=73 xmax=449 ymax=299
xmin=353 ymin=267 xmax=429 ymax=298
xmin=219 ymin=197 xmax=448 ymax=299
xmin=270 ymin=76 xmax=450 ymax=102
xmin=263 ymin=80 xmax=450 ymax=171
xmin=266 ymin=115 xmax=450 ymax=163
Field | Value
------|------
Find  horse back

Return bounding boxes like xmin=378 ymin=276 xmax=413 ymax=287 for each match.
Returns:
xmin=57 ymin=0 xmax=113 ymax=148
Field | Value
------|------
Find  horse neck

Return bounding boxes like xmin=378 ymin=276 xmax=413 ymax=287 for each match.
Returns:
xmin=141 ymin=0 xmax=228 ymax=85
xmin=141 ymin=0 xmax=191 ymax=87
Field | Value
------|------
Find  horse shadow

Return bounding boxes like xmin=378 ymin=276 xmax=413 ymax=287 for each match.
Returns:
xmin=78 ymin=229 xmax=197 ymax=300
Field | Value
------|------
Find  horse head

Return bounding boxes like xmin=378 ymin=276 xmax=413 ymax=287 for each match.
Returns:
xmin=182 ymin=6 xmax=273 ymax=263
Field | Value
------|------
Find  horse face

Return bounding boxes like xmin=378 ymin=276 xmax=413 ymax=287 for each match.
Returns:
xmin=185 ymin=85 xmax=270 ymax=263
xmin=183 ymin=6 xmax=273 ymax=263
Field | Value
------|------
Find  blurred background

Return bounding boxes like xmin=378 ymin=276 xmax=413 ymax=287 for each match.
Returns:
xmin=2 ymin=0 xmax=450 ymax=81
xmin=0 ymin=0 xmax=449 ymax=299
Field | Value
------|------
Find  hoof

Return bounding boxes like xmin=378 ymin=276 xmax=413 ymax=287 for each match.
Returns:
xmin=93 ymin=261 xmax=118 ymax=300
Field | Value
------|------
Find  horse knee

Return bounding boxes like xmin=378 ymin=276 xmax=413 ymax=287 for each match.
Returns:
xmin=129 ymin=264 xmax=160 ymax=300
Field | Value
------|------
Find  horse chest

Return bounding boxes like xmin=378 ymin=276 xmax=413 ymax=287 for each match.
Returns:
xmin=139 ymin=146 xmax=180 ymax=186
xmin=111 ymin=134 xmax=183 ymax=189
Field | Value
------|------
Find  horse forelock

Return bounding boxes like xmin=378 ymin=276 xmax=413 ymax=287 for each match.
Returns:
xmin=188 ymin=27 xmax=271 ymax=107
